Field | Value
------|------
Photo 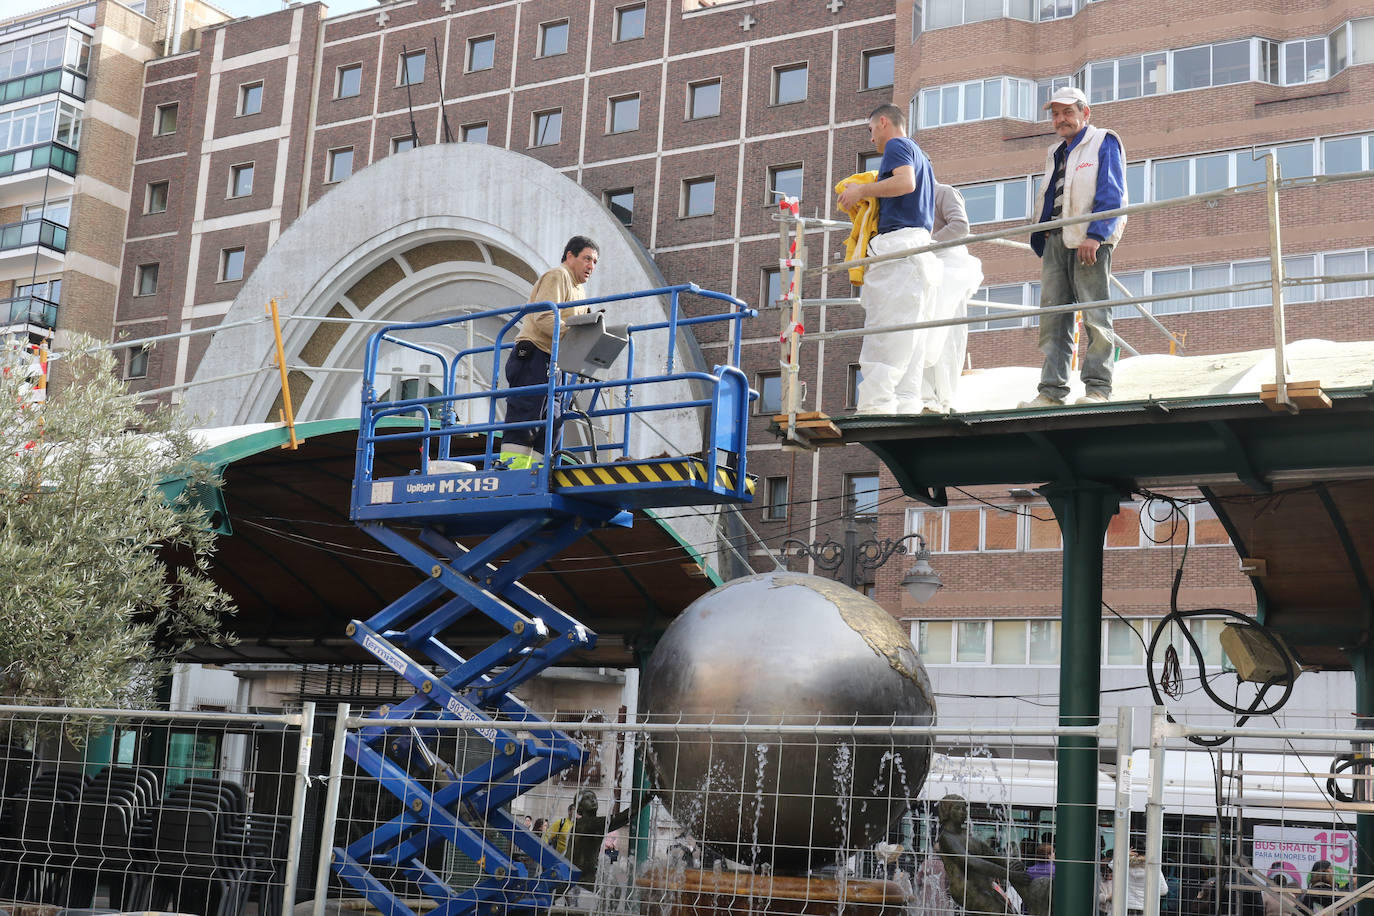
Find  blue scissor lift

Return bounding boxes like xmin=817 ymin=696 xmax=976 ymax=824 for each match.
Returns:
xmin=335 ymin=284 xmax=756 ymax=916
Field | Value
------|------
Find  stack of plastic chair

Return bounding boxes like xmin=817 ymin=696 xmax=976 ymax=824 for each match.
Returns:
xmin=0 ymin=744 xmax=36 ymax=899
xmin=150 ymin=778 xmax=250 ymax=916
xmin=65 ymin=766 xmax=162 ymax=909
xmin=5 ymin=769 xmax=90 ymax=904
xmin=241 ymin=807 xmax=287 ymax=916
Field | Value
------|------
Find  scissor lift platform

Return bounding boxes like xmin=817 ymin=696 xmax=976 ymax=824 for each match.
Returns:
xmin=336 ymin=284 xmax=755 ymax=916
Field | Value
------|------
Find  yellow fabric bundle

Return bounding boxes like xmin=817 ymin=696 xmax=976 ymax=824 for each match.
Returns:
xmin=835 ymin=170 xmax=880 ymax=285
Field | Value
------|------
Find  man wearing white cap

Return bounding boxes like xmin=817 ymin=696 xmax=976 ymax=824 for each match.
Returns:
xmin=1020 ymin=86 xmax=1127 ymax=408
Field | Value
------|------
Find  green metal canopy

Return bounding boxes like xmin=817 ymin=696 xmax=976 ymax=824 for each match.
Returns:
xmin=174 ymin=419 xmax=725 ymax=667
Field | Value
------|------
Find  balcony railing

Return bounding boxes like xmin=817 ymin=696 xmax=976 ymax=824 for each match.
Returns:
xmin=2 ymin=294 xmax=58 ymax=329
xmin=0 ymin=217 xmax=67 ymax=253
xmin=0 ymin=141 xmax=77 ymax=180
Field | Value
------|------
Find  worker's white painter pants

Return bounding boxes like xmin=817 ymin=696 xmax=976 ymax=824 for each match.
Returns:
xmin=856 ymin=227 xmax=942 ymax=414
xmin=921 ymin=244 xmax=984 ymax=412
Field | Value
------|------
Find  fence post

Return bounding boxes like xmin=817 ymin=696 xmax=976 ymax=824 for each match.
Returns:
xmin=1143 ymin=705 xmax=1168 ymax=916
xmin=1111 ymin=706 xmax=1135 ymax=916
xmin=281 ymin=701 xmax=317 ymax=916
xmin=313 ymin=702 xmax=352 ymax=916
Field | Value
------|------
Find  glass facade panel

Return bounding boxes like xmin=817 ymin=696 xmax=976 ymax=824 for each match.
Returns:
xmin=919 ymin=621 xmax=953 ymax=664
xmin=983 ymin=508 xmax=1018 ymax=550
xmin=1152 ymin=159 xmax=1189 ymax=200
xmin=1324 ymin=250 xmax=1367 ymax=299
xmin=1174 ymin=46 xmax=1211 ymax=90
xmin=964 ymin=184 xmax=997 ymax=224
xmin=1191 ymin=501 xmax=1231 ymax=546
xmin=1276 ymin=142 xmax=1315 ymax=179
xmin=1323 ymin=136 xmax=1364 ymax=174
xmin=1151 ymin=267 xmax=1192 ymax=314
xmin=1194 ymin=153 xmax=1229 ymax=192
xmin=1028 ymin=620 xmax=1060 ymax=664
xmin=1105 ymin=619 xmax=1145 ymax=665
xmin=1002 ymin=177 xmax=1029 ymax=220
xmin=947 ymin=508 xmax=980 ymax=552
xmin=956 ymin=621 xmax=987 ymax=663
xmin=1192 ymin=264 xmax=1231 ymax=312
xmin=992 ymin=621 xmax=1027 ymax=664
xmin=1212 ymin=39 xmax=1251 ymax=84
xmin=1105 ymin=502 xmax=1142 ymax=547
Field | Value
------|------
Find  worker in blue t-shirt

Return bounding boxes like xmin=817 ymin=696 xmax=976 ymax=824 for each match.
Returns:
xmin=837 ymin=103 xmax=943 ymax=415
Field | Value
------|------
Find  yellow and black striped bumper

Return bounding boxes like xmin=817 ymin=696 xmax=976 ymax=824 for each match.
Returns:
xmin=552 ymin=457 xmax=755 ymax=499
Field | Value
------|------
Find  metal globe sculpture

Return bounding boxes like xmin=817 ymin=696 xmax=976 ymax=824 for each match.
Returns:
xmin=640 ymin=571 xmax=936 ymax=870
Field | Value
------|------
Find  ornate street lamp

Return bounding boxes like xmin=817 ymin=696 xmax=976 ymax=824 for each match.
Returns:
xmin=780 ymin=511 xmax=942 ymax=603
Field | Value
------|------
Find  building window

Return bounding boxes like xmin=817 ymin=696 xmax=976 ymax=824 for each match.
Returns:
xmin=682 ymin=176 xmax=715 ymax=217
xmin=145 ymin=180 xmax=168 ymax=214
xmin=539 ymin=19 xmax=569 ymax=57
xmin=862 ymin=48 xmax=894 ymax=90
xmin=917 ymin=621 xmax=953 ymax=664
xmin=392 ymin=135 xmax=416 ymax=153
xmin=959 ymin=177 xmax=1031 ymax=225
xmin=336 ymin=63 xmax=362 ymax=99
xmin=846 ymin=364 xmax=862 ymax=407
xmin=845 ymin=473 xmax=879 ymax=519
xmin=135 ymin=263 xmax=158 ymax=296
xmin=398 ymin=49 xmax=425 ymax=86
xmin=859 ymin=151 xmax=882 ymax=172
xmin=605 ymin=187 xmax=633 ymax=226
xmin=126 ymin=345 xmax=149 ymax=379
xmin=920 ymin=76 xmax=1037 ymax=128
xmin=467 ymin=35 xmax=495 ymax=72
xmin=238 ymin=81 xmax=263 ymax=116
xmin=154 ymin=102 xmax=177 ymax=135
xmin=608 ymin=93 xmax=639 ymax=133
xmin=328 ymin=147 xmax=354 ymax=182
xmin=688 ymin=78 xmax=720 ymax=119
xmin=531 ymin=109 xmax=562 ymax=146
xmin=773 ymin=63 xmax=808 ymax=104
xmin=762 ymin=267 xmax=782 ymax=308
xmin=229 ymin=162 xmax=253 ymax=198
xmin=756 ymin=371 xmax=781 ymax=414
xmin=220 ymin=247 xmax=246 ymax=282
xmin=462 ymin=121 xmax=488 ymax=143
xmin=768 ymin=163 xmax=803 ymax=205
xmin=615 ymin=3 xmax=646 ymax=41
xmin=764 ymin=476 xmax=789 ymax=520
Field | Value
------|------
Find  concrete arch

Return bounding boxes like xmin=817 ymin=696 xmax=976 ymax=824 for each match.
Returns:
xmin=182 ymin=143 xmax=695 ymax=450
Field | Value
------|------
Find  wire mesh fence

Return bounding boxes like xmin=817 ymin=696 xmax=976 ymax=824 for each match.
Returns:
xmin=0 ymin=702 xmax=313 ymax=916
xmin=0 ymin=699 xmax=1364 ymax=916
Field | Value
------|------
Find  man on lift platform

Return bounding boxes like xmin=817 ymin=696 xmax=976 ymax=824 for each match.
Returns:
xmin=499 ymin=235 xmax=600 ymax=469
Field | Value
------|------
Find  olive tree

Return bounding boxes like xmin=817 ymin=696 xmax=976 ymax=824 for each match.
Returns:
xmin=0 ymin=338 xmax=234 ymax=708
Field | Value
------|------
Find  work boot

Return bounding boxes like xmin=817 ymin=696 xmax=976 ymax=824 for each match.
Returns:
xmin=1017 ymin=393 xmax=1064 ymax=409
xmin=1075 ymin=391 xmax=1111 ymax=405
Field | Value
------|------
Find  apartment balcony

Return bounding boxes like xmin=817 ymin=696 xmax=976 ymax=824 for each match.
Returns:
xmin=0 ymin=141 xmax=77 ymax=208
xmin=0 ymin=217 xmax=67 ymax=276
xmin=1 ymin=294 xmax=58 ymax=336
xmin=0 ymin=66 xmax=87 ymax=105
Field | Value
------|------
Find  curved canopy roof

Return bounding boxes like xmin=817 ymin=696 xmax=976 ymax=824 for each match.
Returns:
xmin=179 ymin=420 xmax=723 ymax=667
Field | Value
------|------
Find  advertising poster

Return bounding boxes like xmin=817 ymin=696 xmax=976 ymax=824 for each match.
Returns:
xmin=1252 ymin=824 xmax=1355 ymax=888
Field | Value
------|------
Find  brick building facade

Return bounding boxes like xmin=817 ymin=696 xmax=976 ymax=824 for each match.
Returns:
xmin=3 ymin=0 xmax=1366 ymax=718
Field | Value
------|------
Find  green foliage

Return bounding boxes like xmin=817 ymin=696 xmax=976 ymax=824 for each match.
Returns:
xmin=0 ymin=337 xmax=235 ymax=707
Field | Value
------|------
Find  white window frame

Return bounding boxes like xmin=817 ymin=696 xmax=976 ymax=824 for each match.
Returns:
xmin=327 ymin=146 xmax=353 ymax=182
xmin=397 ymin=49 xmax=425 ymax=86
xmin=614 ymin=3 xmax=646 ymax=42
xmin=466 ymin=34 xmax=495 ymax=72
xmin=681 ymin=175 xmax=715 ymax=217
xmin=538 ymin=19 xmax=570 ymax=57
xmin=772 ymin=62 xmax=808 ymax=105
xmin=237 ymin=80 xmax=263 ymax=116
xmin=219 ymin=246 xmax=246 ymax=282
xmin=531 ymin=108 xmax=562 ymax=147
xmin=687 ymin=78 xmax=721 ymax=120
xmin=154 ymin=101 xmax=177 ymax=136
xmin=335 ymin=63 xmax=362 ymax=99
xmin=228 ymin=161 xmax=253 ymax=198
xmin=144 ymin=179 xmax=168 ymax=214
xmin=607 ymin=93 xmax=640 ymax=134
